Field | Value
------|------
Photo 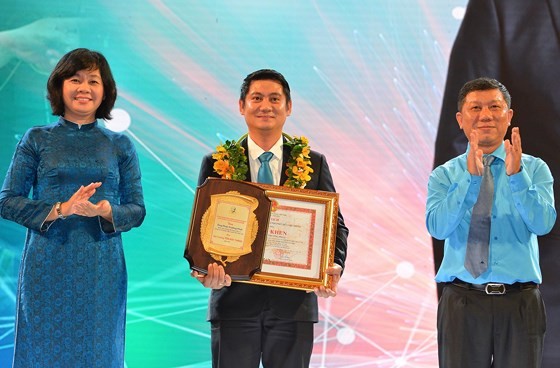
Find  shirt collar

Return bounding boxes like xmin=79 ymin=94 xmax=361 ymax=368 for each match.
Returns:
xmin=59 ymin=117 xmax=98 ymax=130
xmin=247 ymin=135 xmax=284 ymax=161
xmin=466 ymin=142 xmax=506 ymax=162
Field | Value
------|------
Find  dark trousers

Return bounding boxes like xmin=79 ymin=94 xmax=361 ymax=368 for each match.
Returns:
xmin=536 ymin=235 xmax=560 ymax=367
xmin=210 ymin=309 xmax=314 ymax=368
xmin=438 ymin=283 xmax=546 ymax=368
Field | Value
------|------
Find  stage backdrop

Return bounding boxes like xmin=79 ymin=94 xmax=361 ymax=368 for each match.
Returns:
xmin=0 ymin=1 xmax=466 ymax=367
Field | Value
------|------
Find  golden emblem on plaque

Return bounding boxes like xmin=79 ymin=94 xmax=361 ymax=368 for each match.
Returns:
xmin=200 ymin=191 xmax=260 ymax=266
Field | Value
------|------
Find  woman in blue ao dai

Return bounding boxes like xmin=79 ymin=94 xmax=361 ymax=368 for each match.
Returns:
xmin=0 ymin=48 xmax=146 ymax=367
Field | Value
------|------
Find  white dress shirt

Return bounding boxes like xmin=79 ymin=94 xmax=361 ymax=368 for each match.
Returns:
xmin=247 ymin=136 xmax=284 ymax=185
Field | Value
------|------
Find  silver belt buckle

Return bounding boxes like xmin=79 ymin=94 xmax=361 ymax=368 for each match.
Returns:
xmin=485 ymin=283 xmax=506 ymax=295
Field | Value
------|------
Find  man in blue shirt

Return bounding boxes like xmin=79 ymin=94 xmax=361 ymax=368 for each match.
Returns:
xmin=426 ymin=77 xmax=556 ymax=367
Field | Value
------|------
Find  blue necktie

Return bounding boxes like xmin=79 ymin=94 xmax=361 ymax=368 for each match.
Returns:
xmin=257 ymin=152 xmax=274 ymax=184
xmin=465 ymin=155 xmax=495 ymax=278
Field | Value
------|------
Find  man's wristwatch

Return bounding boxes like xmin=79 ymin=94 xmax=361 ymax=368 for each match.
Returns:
xmin=55 ymin=202 xmax=66 ymax=220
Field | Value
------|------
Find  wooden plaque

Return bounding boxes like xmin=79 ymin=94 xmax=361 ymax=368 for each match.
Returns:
xmin=184 ymin=178 xmax=272 ymax=280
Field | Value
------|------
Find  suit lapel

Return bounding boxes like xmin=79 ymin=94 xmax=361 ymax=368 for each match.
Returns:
xmin=280 ymin=138 xmax=290 ymax=185
xmin=241 ymin=138 xmax=252 ymax=182
xmin=546 ymin=0 xmax=560 ymax=42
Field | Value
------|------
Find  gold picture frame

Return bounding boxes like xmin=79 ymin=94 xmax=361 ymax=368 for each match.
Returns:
xmin=245 ymin=183 xmax=339 ymax=291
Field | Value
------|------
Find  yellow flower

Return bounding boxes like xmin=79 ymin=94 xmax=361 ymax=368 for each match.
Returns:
xmin=298 ymin=171 xmax=312 ymax=182
xmin=213 ymin=159 xmax=229 ymax=174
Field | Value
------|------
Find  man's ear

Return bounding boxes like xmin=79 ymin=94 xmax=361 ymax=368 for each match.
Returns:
xmin=239 ymin=99 xmax=245 ymax=115
xmin=285 ymin=100 xmax=292 ymax=116
xmin=507 ymin=108 xmax=514 ymax=124
xmin=456 ymin=112 xmax=463 ymax=130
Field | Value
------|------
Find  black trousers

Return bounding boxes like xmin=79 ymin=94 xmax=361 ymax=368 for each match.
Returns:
xmin=536 ymin=235 xmax=560 ymax=367
xmin=438 ymin=283 xmax=546 ymax=368
xmin=210 ymin=309 xmax=314 ymax=368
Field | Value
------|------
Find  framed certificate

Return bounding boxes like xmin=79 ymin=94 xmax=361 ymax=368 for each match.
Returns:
xmin=247 ymin=183 xmax=339 ymax=291
xmin=184 ymin=178 xmax=339 ymax=291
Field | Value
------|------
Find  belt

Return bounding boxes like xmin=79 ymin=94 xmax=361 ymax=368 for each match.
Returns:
xmin=450 ymin=280 xmax=538 ymax=295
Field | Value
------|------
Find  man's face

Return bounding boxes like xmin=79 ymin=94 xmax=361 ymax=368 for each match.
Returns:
xmin=456 ymin=89 xmax=513 ymax=152
xmin=239 ymin=79 xmax=292 ymax=137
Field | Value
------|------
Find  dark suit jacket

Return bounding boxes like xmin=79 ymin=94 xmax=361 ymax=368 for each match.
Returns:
xmin=433 ymin=1 xmax=560 ymax=364
xmin=197 ymin=136 xmax=349 ymax=322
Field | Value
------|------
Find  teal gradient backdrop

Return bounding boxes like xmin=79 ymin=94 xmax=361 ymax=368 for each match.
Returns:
xmin=0 ymin=1 xmax=467 ymax=366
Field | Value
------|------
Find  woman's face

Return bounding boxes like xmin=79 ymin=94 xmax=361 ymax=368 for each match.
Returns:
xmin=62 ymin=68 xmax=104 ymax=123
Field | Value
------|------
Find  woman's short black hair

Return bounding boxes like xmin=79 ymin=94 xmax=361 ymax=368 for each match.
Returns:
xmin=47 ymin=48 xmax=117 ymax=120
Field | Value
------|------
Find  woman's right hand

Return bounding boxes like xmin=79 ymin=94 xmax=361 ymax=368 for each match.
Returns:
xmin=48 ymin=182 xmax=102 ymax=221
xmin=64 ymin=182 xmax=102 ymax=215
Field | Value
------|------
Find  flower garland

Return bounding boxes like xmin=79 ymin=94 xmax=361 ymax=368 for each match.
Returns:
xmin=212 ymin=139 xmax=248 ymax=181
xmin=212 ymin=133 xmax=313 ymax=189
xmin=282 ymin=135 xmax=314 ymax=189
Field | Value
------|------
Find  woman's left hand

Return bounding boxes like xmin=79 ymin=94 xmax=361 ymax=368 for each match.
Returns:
xmin=74 ymin=199 xmax=113 ymax=222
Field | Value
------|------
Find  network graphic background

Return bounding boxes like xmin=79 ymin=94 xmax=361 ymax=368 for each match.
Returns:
xmin=0 ymin=1 xmax=467 ymax=366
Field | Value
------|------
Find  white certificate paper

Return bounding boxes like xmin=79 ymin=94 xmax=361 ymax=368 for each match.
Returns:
xmin=261 ymin=197 xmax=326 ymax=279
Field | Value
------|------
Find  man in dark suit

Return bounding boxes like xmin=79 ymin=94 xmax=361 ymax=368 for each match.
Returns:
xmin=433 ymin=1 xmax=560 ymax=366
xmin=192 ymin=69 xmax=349 ymax=368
